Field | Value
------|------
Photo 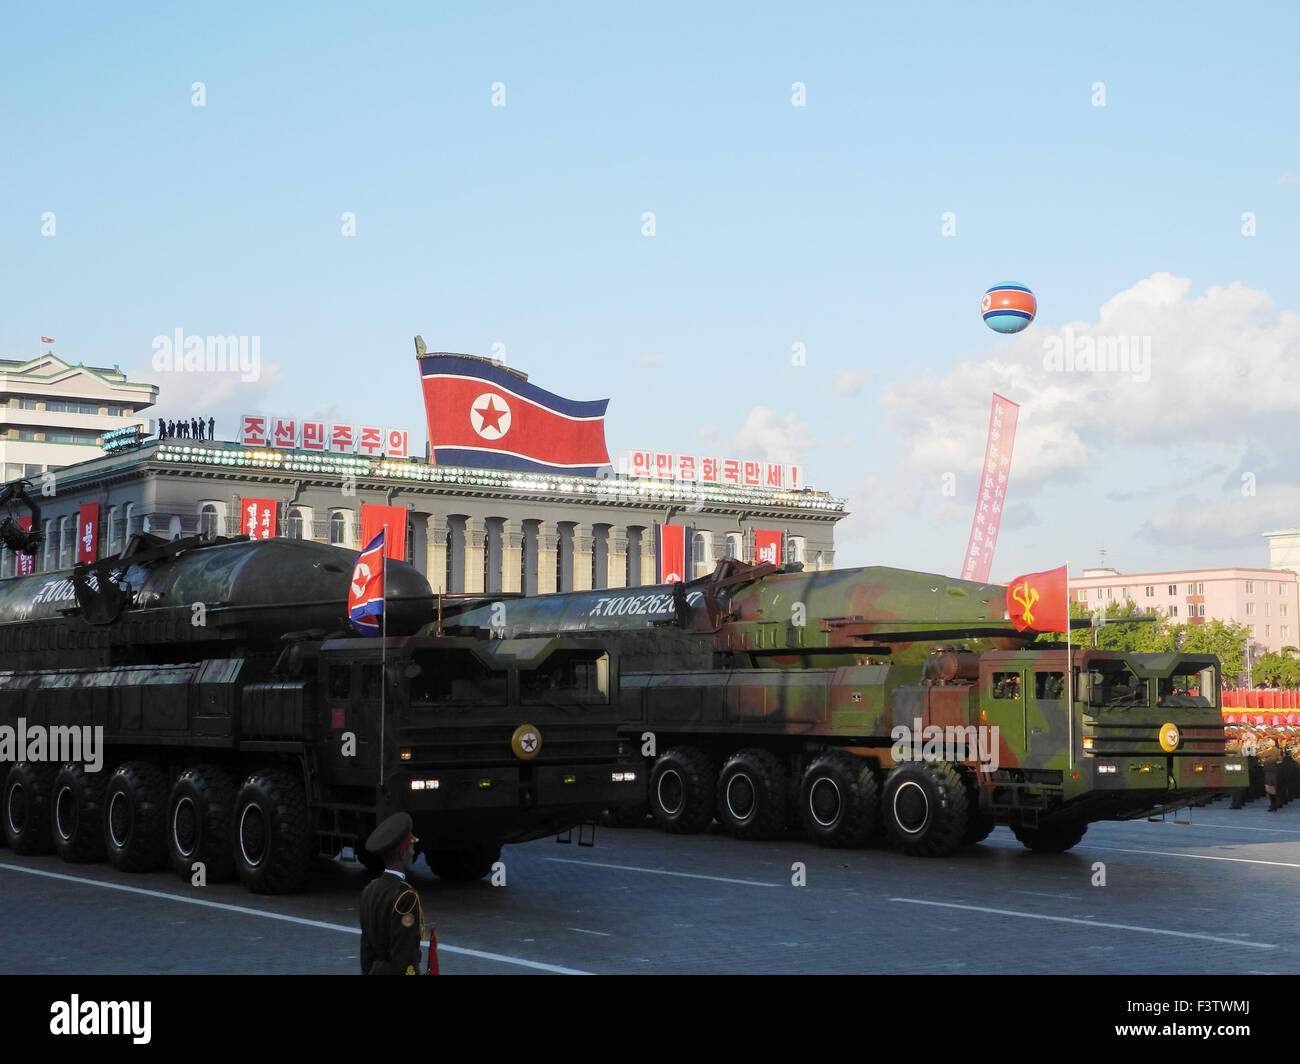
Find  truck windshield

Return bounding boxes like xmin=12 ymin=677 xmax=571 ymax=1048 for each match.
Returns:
xmin=408 ymin=649 xmax=507 ymax=706
xmin=1087 ymin=662 xmax=1149 ymax=708
xmin=1156 ymin=665 xmax=1216 ymax=709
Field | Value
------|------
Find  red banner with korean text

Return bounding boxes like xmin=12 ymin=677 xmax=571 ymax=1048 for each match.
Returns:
xmin=77 ymin=503 xmax=100 ymax=563
xmin=360 ymin=504 xmax=407 ymax=562
xmin=241 ymin=498 xmax=278 ymax=541
xmin=753 ymin=530 xmax=782 ymax=566
xmin=15 ymin=518 xmax=35 ymax=576
xmin=960 ymin=393 xmax=1019 ymax=582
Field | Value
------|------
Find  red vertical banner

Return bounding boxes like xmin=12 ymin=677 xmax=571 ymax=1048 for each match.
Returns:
xmin=77 ymin=503 xmax=100 ymax=563
xmin=753 ymin=529 xmax=783 ymax=566
xmin=655 ymin=523 xmax=690 ymax=583
xmin=241 ymin=498 xmax=278 ymax=540
xmin=360 ymin=504 xmax=407 ymax=562
xmin=15 ymin=518 xmax=35 ymax=576
xmin=960 ymin=393 xmax=1019 ymax=582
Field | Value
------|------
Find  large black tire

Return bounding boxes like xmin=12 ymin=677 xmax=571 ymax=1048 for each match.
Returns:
xmin=649 ymin=746 xmax=716 ymax=834
xmin=799 ymin=750 xmax=879 ymax=848
xmin=3 ymin=762 xmax=56 ymax=855
xmin=168 ymin=765 xmax=238 ymax=883
xmin=716 ymin=748 xmax=788 ymax=840
xmin=233 ymin=769 xmax=313 ymax=894
xmin=881 ymin=761 xmax=969 ymax=857
xmin=104 ymin=761 xmax=170 ymax=872
xmin=602 ymin=801 xmax=649 ymax=828
xmin=1012 ymin=821 xmax=1088 ymax=853
xmin=52 ymin=763 xmax=110 ymax=863
xmin=426 ymin=844 xmax=501 ymax=882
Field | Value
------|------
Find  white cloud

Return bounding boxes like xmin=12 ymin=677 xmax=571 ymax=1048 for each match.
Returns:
xmin=731 ymin=406 xmax=815 ymax=462
xmin=1279 ymin=173 xmax=1300 ymax=185
xmin=132 ymin=360 xmax=284 ymax=438
xmin=638 ymin=353 xmax=665 ymax=367
xmin=833 ymin=369 xmax=874 ymax=397
xmin=880 ymin=273 xmax=1300 ymax=487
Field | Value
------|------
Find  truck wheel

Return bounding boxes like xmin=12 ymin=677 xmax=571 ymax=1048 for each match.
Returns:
xmin=52 ymin=763 xmax=110 ymax=863
xmin=4 ymin=762 xmax=56 ymax=855
xmin=649 ymin=747 xmax=715 ymax=834
xmin=1012 ymin=822 xmax=1088 ymax=853
xmin=233 ymin=769 xmax=312 ymax=894
xmin=104 ymin=761 xmax=169 ymax=872
xmin=882 ymin=762 xmax=968 ymax=857
xmin=168 ymin=765 xmax=237 ymax=883
xmin=427 ymin=844 xmax=501 ymax=881
xmin=716 ymin=748 xmax=787 ymax=840
xmin=799 ymin=750 xmax=878 ymax=848
xmin=602 ymin=801 xmax=648 ymax=828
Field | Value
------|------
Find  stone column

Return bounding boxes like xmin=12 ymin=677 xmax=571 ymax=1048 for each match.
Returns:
xmin=573 ymin=530 xmax=594 ymax=592
xmin=465 ymin=518 xmax=487 ymax=595
xmin=607 ymin=535 xmax=628 ymax=589
xmin=537 ymin=524 xmax=558 ymax=594
xmin=501 ymin=520 xmax=523 ymax=594
xmin=424 ymin=514 xmax=448 ymax=593
xmin=641 ymin=538 xmax=657 ymax=586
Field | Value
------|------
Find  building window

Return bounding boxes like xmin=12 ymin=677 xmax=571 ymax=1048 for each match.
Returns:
xmin=1144 ymin=586 xmax=1154 ymax=597
xmin=484 ymin=517 xmax=504 ymax=594
xmin=1077 ymin=589 xmax=1087 ymax=602
xmin=556 ymin=522 xmax=575 ymax=592
xmin=521 ymin=519 xmax=539 ymax=596
xmin=58 ymin=516 xmax=73 ymax=569
xmin=692 ymin=532 xmax=708 ymax=579
xmin=1282 ymin=605 xmax=1289 ymax=617
xmin=1096 ymin=589 xmax=1103 ymax=600
xmin=445 ymin=516 xmax=466 ymax=594
xmin=591 ymin=524 xmax=609 ymax=590
xmin=1246 ymin=581 xmax=1254 ymax=593
xmin=1283 ymin=626 xmax=1290 ymax=640
xmin=1266 ymin=625 xmax=1271 ymax=637
xmin=784 ymin=536 xmax=802 ymax=566
xmin=1265 ymin=603 xmax=1271 ymax=616
xmin=329 ymin=511 xmax=346 ymax=545
xmin=1246 ymin=603 xmax=1255 ymax=616
xmin=1167 ymin=584 xmax=1176 ymax=595
xmin=41 ymin=519 xmax=53 ymax=571
xmin=1280 ymin=583 xmax=1288 ymax=595
xmin=1186 ymin=583 xmax=1194 ymax=595
xmin=199 ymin=504 xmax=219 ymax=540
xmin=1198 ymin=605 xmax=1206 ymax=617
xmin=1196 ymin=582 xmax=1204 ymax=595
xmin=1169 ymin=605 xmax=1178 ymax=617
xmin=123 ymin=502 xmax=135 ymax=542
xmin=1105 ymin=588 xmax=1112 ymax=599
xmin=728 ymin=533 xmax=744 ymax=561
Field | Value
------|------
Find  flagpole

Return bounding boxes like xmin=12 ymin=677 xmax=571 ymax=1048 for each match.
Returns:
xmin=1066 ymin=558 xmax=1074 ymax=771
xmin=379 ymin=525 xmax=388 ymax=788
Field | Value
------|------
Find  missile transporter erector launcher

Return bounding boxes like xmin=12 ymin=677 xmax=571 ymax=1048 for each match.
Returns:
xmin=442 ymin=559 xmax=1244 ymax=856
xmin=0 ymin=533 xmax=635 ymax=892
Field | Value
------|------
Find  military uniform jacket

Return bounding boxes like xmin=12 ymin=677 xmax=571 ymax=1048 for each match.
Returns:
xmin=360 ymin=871 xmax=426 ymax=975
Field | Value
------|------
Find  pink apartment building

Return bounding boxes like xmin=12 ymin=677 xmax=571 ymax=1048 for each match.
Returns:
xmin=1067 ymin=566 xmax=1298 ymax=655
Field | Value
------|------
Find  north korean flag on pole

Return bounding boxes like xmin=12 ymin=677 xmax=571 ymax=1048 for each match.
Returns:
xmin=418 ymin=353 xmax=611 ymax=475
xmin=349 ymin=530 xmax=386 ymax=636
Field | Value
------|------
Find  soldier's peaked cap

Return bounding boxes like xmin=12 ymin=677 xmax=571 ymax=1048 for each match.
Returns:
xmin=366 ymin=812 xmax=417 ymax=856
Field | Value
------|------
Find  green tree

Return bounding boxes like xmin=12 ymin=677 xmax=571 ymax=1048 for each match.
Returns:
xmin=1252 ymin=649 xmax=1300 ymax=688
xmin=1034 ymin=599 xmax=1175 ymax=652
xmin=1177 ymin=618 xmax=1249 ymax=678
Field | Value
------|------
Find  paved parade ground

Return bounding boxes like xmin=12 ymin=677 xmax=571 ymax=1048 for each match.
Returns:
xmin=2 ymin=800 xmax=1297 ymax=976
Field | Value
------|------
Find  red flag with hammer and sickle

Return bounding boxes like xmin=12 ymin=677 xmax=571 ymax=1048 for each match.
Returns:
xmin=1006 ymin=565 xmax=1068 ymax=633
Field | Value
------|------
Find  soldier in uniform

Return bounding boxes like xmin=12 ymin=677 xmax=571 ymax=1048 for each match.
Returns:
xmin=359 ymin=812 xmax=426 ymax=975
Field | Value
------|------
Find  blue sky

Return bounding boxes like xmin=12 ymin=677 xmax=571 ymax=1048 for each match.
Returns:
xmin=3 ymin=1 xmax=1297 ymax=577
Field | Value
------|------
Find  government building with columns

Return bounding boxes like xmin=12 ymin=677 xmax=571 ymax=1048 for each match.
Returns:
xmin=2 ymin=438 xmax=846 ymax=589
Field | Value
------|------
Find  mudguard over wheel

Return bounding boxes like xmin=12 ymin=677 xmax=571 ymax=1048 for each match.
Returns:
xmin=233 ymin=769 xmax=312 ymax=894
xmin=104 ymin=761 xmax=169 ymax=872
xmin=716 ymin=748 xmax=788 ymax=840
xmin=426 ymin=844 xmax=501 ymax=881
xmin=649 ymin=746 xmax=715 ymax=834
xmin=168 ymin=765 xmax=238 ymax=882
xmin=52 ymin=762 xmax=110 ymax=863
xmin=799 ymin=749 xmax=879 ymax=848
xmin=882 ymin=761 xmax=968 ymax=857
xmin=4 ymin=762 xmax=57 ymax=855
xmin=1012 ymin=821 xmax=1088 ymax=853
